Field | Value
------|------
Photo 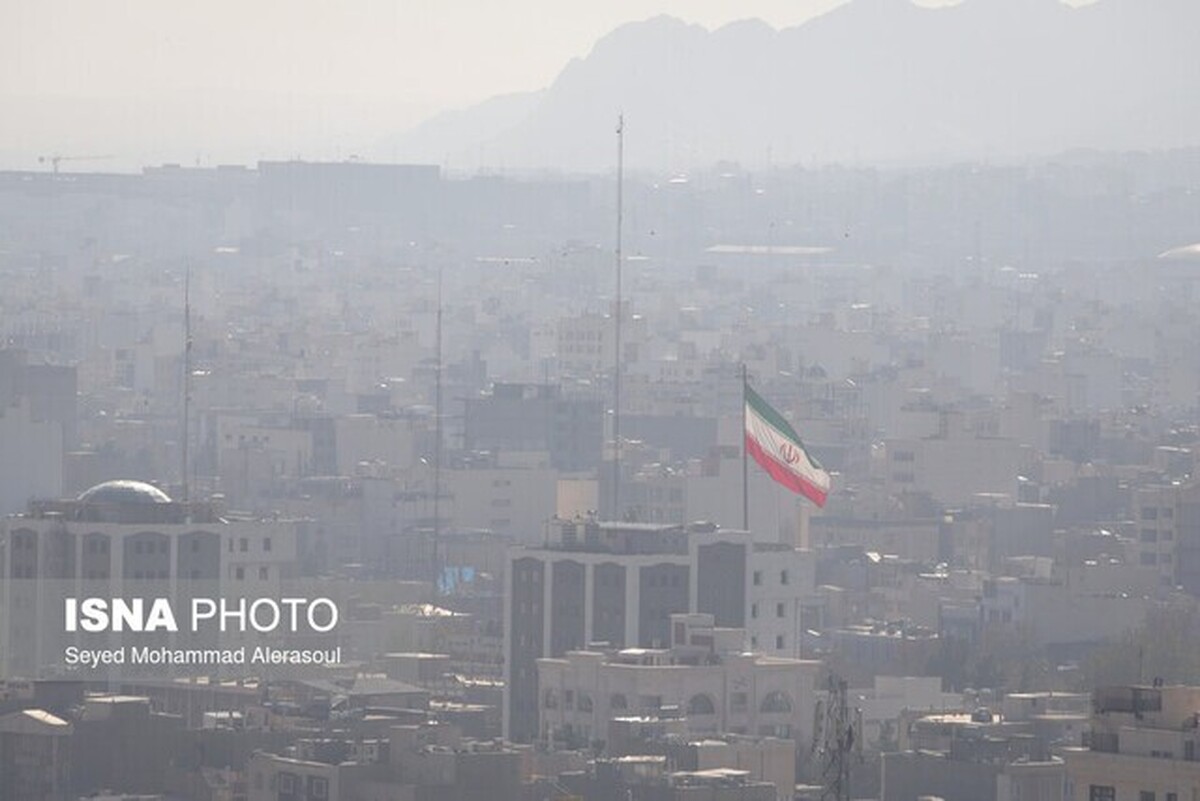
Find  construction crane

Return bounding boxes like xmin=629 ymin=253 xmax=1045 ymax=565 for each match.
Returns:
xmin=38 ymin=154 xmax=113 ymax=174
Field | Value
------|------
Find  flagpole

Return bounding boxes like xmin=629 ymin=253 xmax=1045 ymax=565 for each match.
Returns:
xmin=612 ymin=113 xmax=624 ymax=522
xmin=741 ymin=363 xmax=749 ymax=532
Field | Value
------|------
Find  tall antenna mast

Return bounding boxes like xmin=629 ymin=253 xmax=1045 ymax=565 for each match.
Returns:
xmin=812 ymin=674 xmax=860 ymax=801
xmin=612 ymin=113 xmax=624 ymax=521
xmin=181 ymin=262 xmax=192 ymax=504
xmin=432 ymin=265 xmax=443 ymax=593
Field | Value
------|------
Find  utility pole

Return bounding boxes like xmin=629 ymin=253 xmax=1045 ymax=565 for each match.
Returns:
xmin=742 ymin=363 xmax=749 ymax=531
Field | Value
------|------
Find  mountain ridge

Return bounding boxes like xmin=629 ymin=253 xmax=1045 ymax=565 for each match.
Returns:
xmin=380 ymin=0 xmax=1199 ymax=172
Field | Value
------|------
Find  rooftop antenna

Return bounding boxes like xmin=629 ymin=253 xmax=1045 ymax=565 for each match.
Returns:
xmin=181 ymin=262 xmax=192 ymax=506
xmin=812 ymin=674 xmax=861 ymax=801
xmin=612 ymin=113 xmax=624 ymax=521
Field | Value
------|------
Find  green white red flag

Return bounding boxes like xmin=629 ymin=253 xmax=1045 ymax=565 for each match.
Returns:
xmin=744 ymin=383 xmax=831 ymax=507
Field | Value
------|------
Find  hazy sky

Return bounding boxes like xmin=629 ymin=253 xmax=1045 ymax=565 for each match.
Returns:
xmin=0 ymin=0 xmax=1093 ymax=169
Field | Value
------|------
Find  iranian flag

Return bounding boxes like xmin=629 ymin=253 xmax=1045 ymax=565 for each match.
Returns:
xmin=744 ymin=383 xmax=831 ymax=507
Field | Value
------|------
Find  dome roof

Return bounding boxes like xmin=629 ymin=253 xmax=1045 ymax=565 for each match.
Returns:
xmin=1158 ymin=243 xmax=1200 ymax=262
xmin=77 ymin=480 xmax=172 ymax=505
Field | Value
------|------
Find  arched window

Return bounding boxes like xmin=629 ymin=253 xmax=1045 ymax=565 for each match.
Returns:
xmin=544 ymin=689 xmax=558 ymax=709
xmin=610 ymin=693 xmax=628 ymax=711
xmin=760 ymin=691 xmax=793 ymax=714
xmin=578 ymin=693 xmax=594 ymax=713
xmin=687 ymin=694 xmax=716 ymax=716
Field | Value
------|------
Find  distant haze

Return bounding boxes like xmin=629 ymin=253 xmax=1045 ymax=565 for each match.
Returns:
xmin=0 ymin=0 xmax=1154 ymax=172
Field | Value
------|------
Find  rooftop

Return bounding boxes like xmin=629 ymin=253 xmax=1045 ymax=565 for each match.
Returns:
xmin=78 ymin=479 xmax=172 ymax=505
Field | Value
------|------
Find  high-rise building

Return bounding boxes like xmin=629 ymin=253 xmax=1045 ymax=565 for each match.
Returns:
xmin=504 ymin=518 xmax=752 ymax=742
xmin=463 ymin=382 xmax=603 ymax=473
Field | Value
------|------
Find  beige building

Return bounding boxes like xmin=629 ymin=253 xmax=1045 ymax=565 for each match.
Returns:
xmin=1132 ymin=484 xmax=1179 ymax=585
xmin=747 ymin=544 xmax=819 ymax=658
xmin=883 ymin=427 xmax=1024 ymax=507
xmin=1064 ymin=685 xmax=1200 ymax=801
xmin=0 ymin=480 xmax=305 ymax=679
xmin=537 ymin=613 xmax=820 ymax=753
xmin=442 ymin=464 xmax=558 ymax=542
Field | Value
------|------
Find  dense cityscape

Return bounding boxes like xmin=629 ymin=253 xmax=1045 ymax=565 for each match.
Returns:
xmin=0 ymin=146 xmax=1199 ymax=801
xmin=4 ymin=1 xmax=1200 ymax=797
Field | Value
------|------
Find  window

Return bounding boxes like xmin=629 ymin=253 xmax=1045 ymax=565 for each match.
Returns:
xmin=235 ymin=566 xmax=245 ymax=581
xmin=776 ymin=602 xmax=785 ymax=618
xmin=730 ymin=692 xmax=748 ymax=712
xmin=687 ymin=695 xmax=716 ymax=715
xmin=263 ymin=537 xmax=272 ymax=552
xmin=1139 ymin=792 xmax=1155 ymax=801
xmin=239 ymin=538 xmax=248 ymax=553
xmin=310 ymin=776 xmax=329 ymax=799
xmin=751 ymin=603 xmax=758 ymax=619
xmin=780 ymin=569 xmax=789 ymax=585
xmin=191 ymin=539 xmax=200 ymax=553
xmin=1088 ymin=786 xmax=1115 ymax=801
xmin=1142 ymin=507 xmax=1159 ymax=520
xmin=259 ymin=567 xmax=269 ymax=581
xmin=760 ymin=691 xmax=793 ymax=714
xmin=279 ymin=773 xmax=296 ymax=793
xmin=776 ymin=635 xmax=785 ymax=649
xmin=753 ymin=570 xmax=762 ymax=586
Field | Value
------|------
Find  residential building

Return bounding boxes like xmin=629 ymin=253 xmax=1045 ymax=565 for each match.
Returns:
xmin=0 ymin=480 xmax=304 ymax=678
xmin=0 ymin=708 xmax=73 ymax=801
xmin=537 ymin=613 xmax=819 ymax=750
xmin=1064 ymin=684 xmax=1200 ymax=801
